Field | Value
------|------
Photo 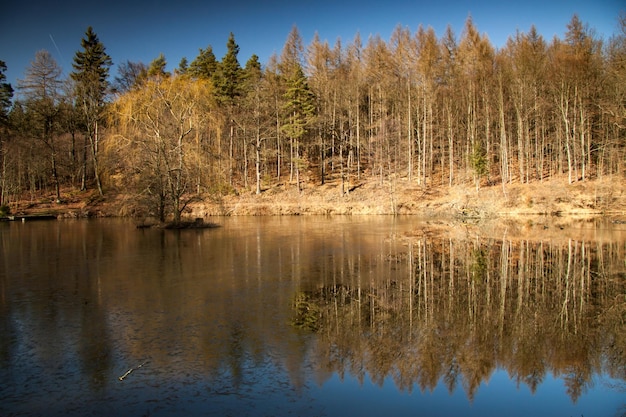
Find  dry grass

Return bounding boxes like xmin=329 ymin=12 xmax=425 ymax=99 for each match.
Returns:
xmin=188 ymin=175 xmax=626 ymax=219
xmin=7 ymin=175 xmax=626 ymax=224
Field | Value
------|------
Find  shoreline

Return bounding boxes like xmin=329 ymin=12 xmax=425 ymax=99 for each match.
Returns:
xmin=3 ymin=176 xmax=626 ymax=222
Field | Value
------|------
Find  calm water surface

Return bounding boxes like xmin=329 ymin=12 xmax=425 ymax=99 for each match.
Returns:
xmin=1 ymin=217 xmax=624 ymax=416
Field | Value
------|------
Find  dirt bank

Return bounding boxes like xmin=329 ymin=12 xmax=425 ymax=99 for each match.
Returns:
xmin=6 ymin=176 xmax=626 ymax=223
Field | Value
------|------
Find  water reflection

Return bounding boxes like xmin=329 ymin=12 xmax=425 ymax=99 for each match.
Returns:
xmin=295 ymin=231 xmax=626 ymax=403
xmin=0 ymin=218 xmax=624 ymax=416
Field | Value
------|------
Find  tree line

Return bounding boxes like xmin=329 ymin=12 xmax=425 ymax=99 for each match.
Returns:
xmin=0 ymin=14 xmax=624 ymax=221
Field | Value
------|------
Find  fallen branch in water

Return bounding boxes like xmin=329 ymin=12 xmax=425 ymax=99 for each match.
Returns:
xmin=118 ymin=360 xmax=148 ymax=381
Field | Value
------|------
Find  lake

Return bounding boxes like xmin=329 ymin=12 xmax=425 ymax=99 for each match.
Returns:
xmin=1 ymin=216 xmax=624 ymax=416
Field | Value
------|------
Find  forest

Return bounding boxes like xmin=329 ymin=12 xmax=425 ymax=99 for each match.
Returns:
xmin=0 ymin=14 xmax=624 ymax=222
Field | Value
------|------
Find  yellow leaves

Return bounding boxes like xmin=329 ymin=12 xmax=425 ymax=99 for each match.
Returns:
xmin=109 ymin=75 xmax=216 ymax=142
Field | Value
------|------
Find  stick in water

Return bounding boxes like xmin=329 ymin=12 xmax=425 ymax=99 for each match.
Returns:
xmin=118 ymin=360 xmax=148 ymax=381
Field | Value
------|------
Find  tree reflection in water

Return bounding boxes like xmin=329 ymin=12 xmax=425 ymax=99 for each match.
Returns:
xmin=294 ymin=233 xmax=626 ymax=403
xmin=1 ymin=219 xmax=624 ymax=416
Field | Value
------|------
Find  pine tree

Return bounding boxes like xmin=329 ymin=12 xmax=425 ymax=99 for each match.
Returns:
xmin=214 ymin=33 xmax=243 ymax=185
xmin=147 ymin=53 xmax=169 ymax=79
xmin=214 ymin=32 xmax=242 ymax=105
xmin=176 ymin=57 xmax=189 ymax=76
xmin=71 ymin=26 xmax=112 ymax=195
xmin=188 ymin=46 xmax=218 ymax=80
xmin=282 ymin=63 xmax=315 ymax=190
xmin=0 ymin=60 xmax=14 ymax=207
xmin=0 ymin=61 xmax=13 ymax=124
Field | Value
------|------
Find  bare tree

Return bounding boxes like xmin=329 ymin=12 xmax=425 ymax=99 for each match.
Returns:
xmin=18 ymin=50 xmax=64 ymax=202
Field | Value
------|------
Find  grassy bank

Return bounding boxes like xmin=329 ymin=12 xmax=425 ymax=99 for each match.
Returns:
xmin=5 ymin=175 xmax=626 ymax=222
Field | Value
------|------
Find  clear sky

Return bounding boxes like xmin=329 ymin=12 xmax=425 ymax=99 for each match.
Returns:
xmin=1 ymin=0 xmax=623 ymax=92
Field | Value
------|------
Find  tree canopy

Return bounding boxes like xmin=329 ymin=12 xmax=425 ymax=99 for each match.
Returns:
xmin=1 ymin=13 xmax=625 ymax=218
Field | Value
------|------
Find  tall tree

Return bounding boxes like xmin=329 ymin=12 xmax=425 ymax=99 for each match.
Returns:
xmin=363 ymin=34 xmax=394 ymax=183
xmin=18 ymin=50 xmax=64 ymax=202
xmin=415 ymin=25 xmax=441 ymax=186
xmin=215 ymin=33 xmax=243 ymax=185
xmin=603 ymin=12 xmax=626 ymax=175
xmin=215 ymin=33 xmax=243 ymax=104
xmin=282 ymin=63 xmax=316 ymax=191
xmin=0 ymin=61 xmax=13 ymax=123
xmin=71 ymin=26 xmax=112 ymax=195
xmin=389 ymin=24 xmax=417 ymax=182
xmin=241 ymin=54 xmax=268 ymax=194
xmin=439 ymin=25 xmax=460 ymax=186
xmin=458 ymin=16 xmax=495 ymax=189
xmin=549 ymin=15 xmax=602 ymax=183
xmin=506 ymin=26 xmax=548 ymax=184
xmin=0 ymin=60 xmax=14 ymax=206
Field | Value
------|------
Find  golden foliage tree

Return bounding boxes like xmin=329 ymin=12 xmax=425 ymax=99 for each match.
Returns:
xmin=110 ymin=75 xmax=216 ymax=223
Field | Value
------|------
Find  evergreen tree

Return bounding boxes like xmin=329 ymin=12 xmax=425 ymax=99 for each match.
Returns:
xmin=188 ymin=46 xmax=218 ymax=79
xmin=214 ymin=32 xmax=242 ymax=105
xmin=214 ymin=33 xmax=243 ymax=185
xmin=176 ymin=57 xmax=189 ymax=75
xmin=0 ymin=60 xmax=14 ymax=207
xmin=147 ymin=53 xmax=169 ymax=79
xmin=0 ymin=61 xmax=13 ymax=124
xmin=282 ymin=63 xmax=316 ymax=190
xmin=282 ymin=64 xmax=315 ymax=141
xmin=71 ymin=26 xmax=112 ymax=195
xmin=243 ymin=54 xmax=262 ymax=83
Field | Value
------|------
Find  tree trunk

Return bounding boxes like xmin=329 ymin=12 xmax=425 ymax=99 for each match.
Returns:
xmin=255 ymin=128 xmax=262 ymax=195
xmin=91 ymin=120 xmax=104 ymax=196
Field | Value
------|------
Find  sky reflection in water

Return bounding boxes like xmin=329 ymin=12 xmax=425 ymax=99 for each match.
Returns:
xmin=0 ymin=217 xmax=624 ymax=417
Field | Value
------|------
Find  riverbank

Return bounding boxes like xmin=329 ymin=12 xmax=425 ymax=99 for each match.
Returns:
xmin=4 ymin=175 xmax=626 ymax=221
xmin=186 ymin=176 xmax=626 ymax=218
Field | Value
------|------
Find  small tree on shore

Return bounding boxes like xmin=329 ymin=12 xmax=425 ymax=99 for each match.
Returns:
xmin=111 ymin=76 xmax=215 ymax=223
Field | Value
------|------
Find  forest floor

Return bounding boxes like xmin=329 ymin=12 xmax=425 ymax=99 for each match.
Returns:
xmin=5 ymin=175 xmax=626 ymax=228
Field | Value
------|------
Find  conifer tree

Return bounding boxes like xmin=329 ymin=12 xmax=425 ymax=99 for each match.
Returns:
xmin=176 ymin=57 xmax=189 ymax=75
xmin=147 ymin=53 xmax=169 ymax=79
xmin=0 ymin=61 xmax=13 ymax=124
xmin=0 ymin=60 xmax=14 ymax=206
xmin=214 ymin=33 xmax=243 ymax=105
xmin=215 ymin=33 xmax=243 ymax=185
xmin=282 ymin=63 xmax=315 ymax=190
xmin=71 ymin=26 xmax=112 ymax=195
xmin=188 ymin=46 xmax=218 ymax=80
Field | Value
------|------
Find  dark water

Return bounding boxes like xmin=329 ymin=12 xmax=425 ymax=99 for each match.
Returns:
xmin=1 ymin=217 xmax=624 ymax=417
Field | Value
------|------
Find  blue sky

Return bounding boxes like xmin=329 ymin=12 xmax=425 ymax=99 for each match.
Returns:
xmin=1 ymin=0 xmax=623 ymax=91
